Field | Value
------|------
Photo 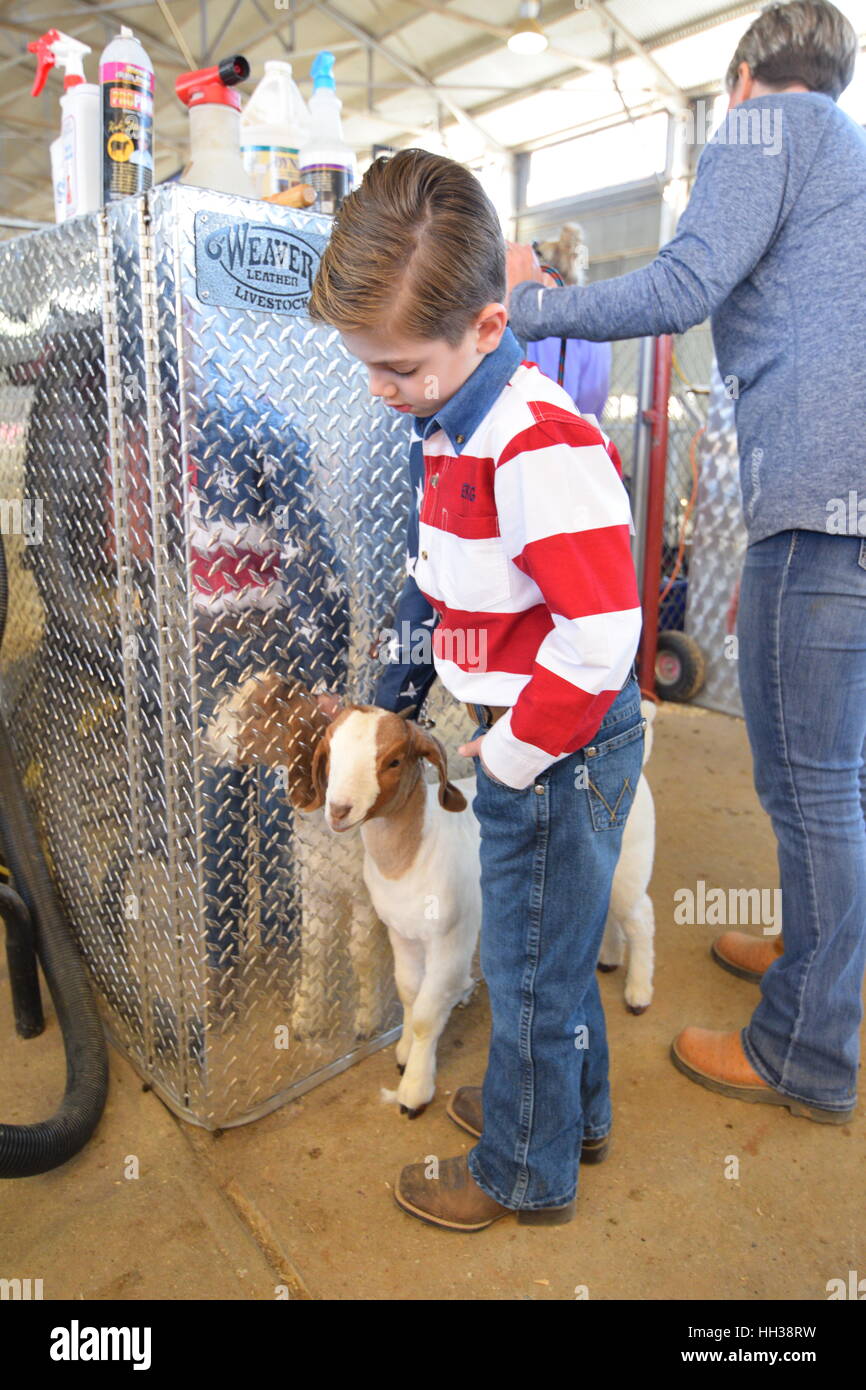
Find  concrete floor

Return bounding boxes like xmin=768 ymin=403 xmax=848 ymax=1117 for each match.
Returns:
xmin=1 ymin=700 xmax=863 ymax=1301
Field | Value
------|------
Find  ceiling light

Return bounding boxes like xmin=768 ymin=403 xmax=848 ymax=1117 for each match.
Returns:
xmin=507 ymin=0 xmax=548 ymax=56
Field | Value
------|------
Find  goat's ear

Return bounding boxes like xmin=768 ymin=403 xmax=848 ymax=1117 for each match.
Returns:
xmin=410 ymin=724 xmax=466 ymax=813
xmin=397 ymin=703 xmax=417 ymax=720
xmin=299 ymin=728 xmax=330 ymax=812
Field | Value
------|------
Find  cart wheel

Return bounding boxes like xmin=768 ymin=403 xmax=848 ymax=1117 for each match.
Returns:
xmin=655 ymin=630 xmax=705 ymax=702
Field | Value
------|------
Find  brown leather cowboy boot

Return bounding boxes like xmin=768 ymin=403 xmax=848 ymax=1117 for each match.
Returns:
xmin=394 ymin=1152 xmax=575 ymax=1231
xmin=670 ymin=1026 xmax=854 ymax=1123
xmin=446 ymin=1086 xmax=610 ymax=1162
xmin=711 ymin=931 xmax=784 ymax=982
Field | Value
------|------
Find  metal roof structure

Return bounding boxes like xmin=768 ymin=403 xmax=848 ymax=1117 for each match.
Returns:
xmin=1 ymin=0 xmax=864 ymax=224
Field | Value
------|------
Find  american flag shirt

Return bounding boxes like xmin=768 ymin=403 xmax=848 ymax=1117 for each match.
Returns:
xmin=407 ymin=326 xmax=642 ymax=790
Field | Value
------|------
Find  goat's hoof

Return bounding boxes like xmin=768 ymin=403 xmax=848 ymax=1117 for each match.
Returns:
xmin=626 ymin=1002 xmax=650 ymax=1015
xmin=396 ymin=1062 xmax=406 ymax=1075
xmin=597 ymin=962 xmax=619 ymax=973
xmin=401 ymin=1104 xmax=427 ymax=1119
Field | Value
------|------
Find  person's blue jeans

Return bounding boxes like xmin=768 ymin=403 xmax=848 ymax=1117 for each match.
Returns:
xmin=737 ymin=530 xmax=866 ymax=1112
xmin=466 ymin=674 xmax=645 ymax=1210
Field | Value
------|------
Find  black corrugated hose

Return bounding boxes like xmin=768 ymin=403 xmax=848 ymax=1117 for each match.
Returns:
xmin=0 ymin=532 xmax=108 ymax=1177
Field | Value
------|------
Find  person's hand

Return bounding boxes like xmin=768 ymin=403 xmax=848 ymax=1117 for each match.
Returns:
xmin=459 ymin=733 xmax=514 ymax=787
xmin=725 ymin=578 xmax=741 ymax=635
xmin=458 ymin=734 xmax=485 ymax=760
xmin=315 ymin=691 xmax=343 ymax=719
xmin=505 ymin=241 xmax=557 ymax=308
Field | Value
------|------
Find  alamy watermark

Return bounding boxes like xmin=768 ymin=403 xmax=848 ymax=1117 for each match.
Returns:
xmin=826 ymin=491 xmax=866 ymax=536
xmin=375 ymin=619 xmax=488 ymax=673
xmin=0 ymin=497 xmax=42 ymax=545
xmin=682 ymin=99 xmax=783 ymax=157
xmin=674 ymin=879 xmax=782 ymax=935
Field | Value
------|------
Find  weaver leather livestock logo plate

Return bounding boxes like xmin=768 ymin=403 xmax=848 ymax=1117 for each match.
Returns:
xmin=194 ymin=213 xmax=327 ymax=315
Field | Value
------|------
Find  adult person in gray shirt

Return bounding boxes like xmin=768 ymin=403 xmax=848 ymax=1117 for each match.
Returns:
xmin=507 ymin=0 xmax=866 ymax=1125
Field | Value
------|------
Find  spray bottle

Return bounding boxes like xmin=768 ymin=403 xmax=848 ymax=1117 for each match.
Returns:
xmin=176 ymin=56 xmax=255 ymax=197
xmin=240 ymin=60 xmax=310 ymax=197
xmin=299 ymin=52 xmax=356 ymax=216
xmin=99 ymin=26 xmax=154 ymax=203
xmin=29 ymin=29 xmax=100 ymax=221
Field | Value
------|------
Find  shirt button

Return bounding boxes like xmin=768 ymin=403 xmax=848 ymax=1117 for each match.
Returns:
xmin=421 ymin=549 xmax=428 ymax=560
xmin=456 ymin=434 xmax=465 ymax=444
xmin=535 ymin=785 xmax=544 ymax=794
xmin=431 ymin=473 xmax=439 ymax=486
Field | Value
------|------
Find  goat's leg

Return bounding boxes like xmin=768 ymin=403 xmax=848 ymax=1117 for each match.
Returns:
xmin=621 ymin=892 xmax=655 ymax=1014
xmin=388 ymin=928 xmax=425 ymax=1071
xmin=290 ymin=813 xmax=334 ymax=1039
xmin=396 ymin=933 xmax=475 ymax=1116
xmin=598 ymin=913 xmax=626 ymax=971
xmin=348 ymin=890 xmax=392 ymax=1040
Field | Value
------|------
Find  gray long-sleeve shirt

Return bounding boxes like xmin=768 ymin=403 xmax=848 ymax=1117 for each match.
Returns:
xmin=509 ymin=93 xmax=866 ymax=545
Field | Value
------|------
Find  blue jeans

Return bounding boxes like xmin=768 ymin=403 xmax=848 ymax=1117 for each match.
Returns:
xmin=466 ymin=674 xmax=645 ymax=1210
xmin=737 ymin=530 xmax=866 ymax=1111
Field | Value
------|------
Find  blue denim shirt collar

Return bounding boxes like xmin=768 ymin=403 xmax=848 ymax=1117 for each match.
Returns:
xmin=415 ymin=326 xmax=523 ymax=455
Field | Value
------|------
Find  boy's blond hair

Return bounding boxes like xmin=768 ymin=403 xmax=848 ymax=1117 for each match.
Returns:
xmin=308 ymin=148 xmax=506 ymax=348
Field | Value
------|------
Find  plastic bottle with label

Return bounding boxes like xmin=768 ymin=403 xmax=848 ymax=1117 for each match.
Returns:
xmin=99 ymin=26 xmax=154 ymax=204
xmin=299 ymin=52 xmax=356 ymax=216
xmin=240 ymin=61 xmax=310 ymax=198
xmin=28 ymin=29 xmax=100 ymax=221
xmin=176 ymin=55 xmax=255 ymax=197
xmin=49 ymin=137 xmax=67 ymax=222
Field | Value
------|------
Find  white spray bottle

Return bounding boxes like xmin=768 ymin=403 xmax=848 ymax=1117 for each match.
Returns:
xmin=176 ymin=55 xmax=255 ymax=197
xmin=240 ymin=60 xmax=310 ymax=197
xmin=29 ymin=28 xmax=100 ymax=221
xmin=299 ymin=51 xmax=356 ymax=216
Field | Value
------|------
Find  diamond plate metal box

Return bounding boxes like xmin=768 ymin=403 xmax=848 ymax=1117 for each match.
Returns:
xmin=684 ymin=361 xmax=748 ymax=719
xmin=0 ymin=185 xmax=471 ymax=1128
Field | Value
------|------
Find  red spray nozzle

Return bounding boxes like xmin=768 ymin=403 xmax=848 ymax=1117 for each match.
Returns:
xmin=28 ymin=28 xmax=90 ymax=95
xmin=28 ymin=28 xmax=61 ymax=96
xmin=175 ymin=55 xmax=250 ymax=111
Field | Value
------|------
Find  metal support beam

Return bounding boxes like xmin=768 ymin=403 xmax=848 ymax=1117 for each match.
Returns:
xmin=250 ymin=0 xmax=292 ymax=56
xmin=584 ymin=0 xmax=688 ymax=113
xmin=313 ymin=0 xmax=507 ymax=154
xmin=203 ymin=0 xmax=244 ymax=66
xmin=154 ymin=0 xmax=197 ymax=70
xmin=410 ymin=0 xmax=610 ymax=75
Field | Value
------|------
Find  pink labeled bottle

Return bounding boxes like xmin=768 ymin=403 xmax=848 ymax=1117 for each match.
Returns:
xmin=99 ymin=25 xmax=154 ymax=203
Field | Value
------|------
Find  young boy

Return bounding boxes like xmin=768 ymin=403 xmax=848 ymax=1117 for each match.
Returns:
xmin=308 ymin=149 xmax=645 ymax=1231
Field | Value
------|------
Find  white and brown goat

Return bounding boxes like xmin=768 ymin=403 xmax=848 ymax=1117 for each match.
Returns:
xmin=303 ymin=705 xmax=481 ymax=1117
xmin=205 ymin=671 xmax=393 ymax=1042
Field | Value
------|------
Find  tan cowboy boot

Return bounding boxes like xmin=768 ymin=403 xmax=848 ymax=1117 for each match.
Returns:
xmin=394 ymin=1153 xmax=575 ymax=1231
xmin=447 ymin=1086 xmax=610 ymax=1163
xmin=711 ymin=931 xmax=784 ymax=982
xmin=670 ymin=1027 xmax=853 ymax=1123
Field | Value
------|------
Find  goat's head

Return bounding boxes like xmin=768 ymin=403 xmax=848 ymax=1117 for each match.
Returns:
xmin=302 ymin=705 xmax=467 ymax=831
xmin=205 ymin=669 xmax=333 ymax=810
xmin=536 ymin=221 xmax=587 ymax=286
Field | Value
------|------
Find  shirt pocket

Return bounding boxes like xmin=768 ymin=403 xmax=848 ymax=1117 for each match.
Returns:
xmin=438 ymin=507 xmax=511 ymax=610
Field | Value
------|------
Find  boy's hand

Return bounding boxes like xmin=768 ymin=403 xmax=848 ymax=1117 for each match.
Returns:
xmin=459 ymin=733 xmax=513 ymax=787
xmin=726 ymin=578 xmax=741 ymax=635
xmin=505 ymin=241 xmax=557 ymax=307
xmin=316 ymin=692 xmax=343 ymax=720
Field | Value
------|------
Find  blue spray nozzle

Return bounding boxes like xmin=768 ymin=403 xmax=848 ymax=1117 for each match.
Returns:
xmin=311 ymin=50 xmax=336 ymax=92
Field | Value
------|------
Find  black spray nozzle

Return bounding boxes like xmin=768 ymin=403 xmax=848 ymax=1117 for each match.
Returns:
xmin=218 ymin=55 xmax=250 ymax=87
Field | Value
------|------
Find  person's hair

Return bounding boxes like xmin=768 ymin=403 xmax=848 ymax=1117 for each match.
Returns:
xmin=725 ymin=0 xmax=858 ymax=100
xmin=307 ymin=148 xmax=507 ymax=347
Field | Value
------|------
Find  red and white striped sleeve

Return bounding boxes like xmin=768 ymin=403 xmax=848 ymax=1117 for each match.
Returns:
xmin=479 ymin=408 xmax=642 ymax=789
